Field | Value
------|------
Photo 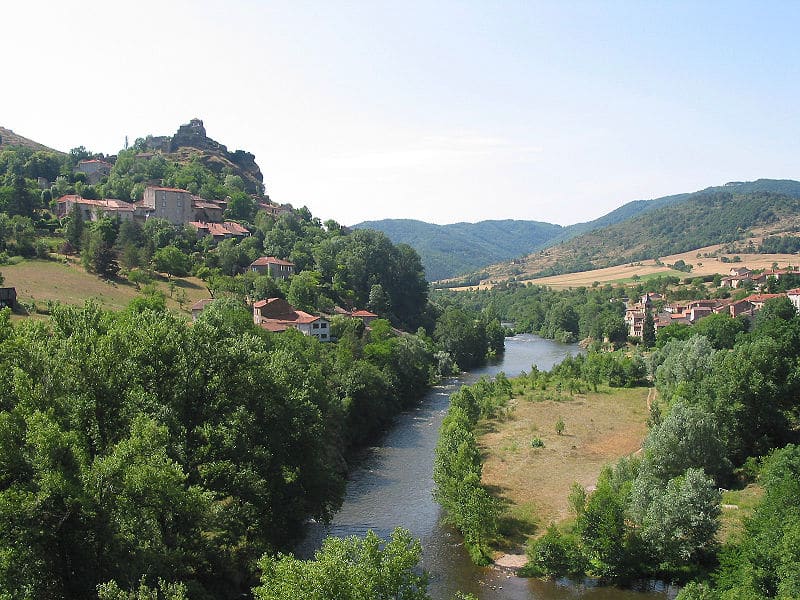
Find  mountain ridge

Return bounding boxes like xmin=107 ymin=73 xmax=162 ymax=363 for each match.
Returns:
xmin=356 ymin=179 xmax=800 ymax=282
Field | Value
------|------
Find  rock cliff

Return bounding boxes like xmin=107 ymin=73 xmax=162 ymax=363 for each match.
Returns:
xmin=144 ymin=119 xmax=266 ymax=196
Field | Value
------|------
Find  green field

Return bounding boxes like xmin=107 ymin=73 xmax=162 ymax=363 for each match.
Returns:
xmin=2 ymin=258 xmax=210 ymax=317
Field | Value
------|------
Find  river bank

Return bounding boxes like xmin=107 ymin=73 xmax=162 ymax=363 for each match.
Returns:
xmin=297 ymin=334 xmax=677 ymax=600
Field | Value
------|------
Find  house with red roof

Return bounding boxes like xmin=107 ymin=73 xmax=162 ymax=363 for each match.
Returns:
xmin=57 ymin=195 xmax=134 ymax=221
xmin=741 ymin=293 xmax=784 ymax=311
xmin=249 ymin=257 xmax=295 ymax=280
xmin=350 ymin=309 xmax=379 ymax=326
xmin=252 ymin=297 xmax=330 ymax=341
xmin=189 ymin=221 xmax=249 ymax=240
xmin=190 ymin=298 xmax=216 ymax=321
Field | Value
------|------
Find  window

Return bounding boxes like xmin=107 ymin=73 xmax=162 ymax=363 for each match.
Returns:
xmin=320 ymin=322 xmax=328 ymax=329
xmin=321 ymin=334 xmax=328 ymax=339
xmin=162 ymin=201 xmax=167 ymax=207
xmin=313 ymin=323 xmax=319 ymax=329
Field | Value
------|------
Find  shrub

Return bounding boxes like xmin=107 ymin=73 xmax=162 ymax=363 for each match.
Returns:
xmin=525 ymin=525 xmax=586 ymax=577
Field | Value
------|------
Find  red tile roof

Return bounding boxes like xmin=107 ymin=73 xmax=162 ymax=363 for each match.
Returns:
xmin=351 ymin=309 xmax=378 ymax=318
xmin=189 ymin=221 xmax=249 ymax=237
xmin=251 ymin=256 xmax=295 ymax=267
xmin=743 ymin=293 xmax=784 ymax=303
xmin=146 ymin=185 xmax=191 ymax=193
xmin=191 ymin=298 xmax=215 ymax=311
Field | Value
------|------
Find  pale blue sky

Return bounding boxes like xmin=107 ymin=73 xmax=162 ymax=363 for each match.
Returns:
xmin=3 ymin=1 xmax=798 ymax=225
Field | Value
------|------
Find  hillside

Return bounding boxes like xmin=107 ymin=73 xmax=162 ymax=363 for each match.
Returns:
xmin=0 ymin=126 xmax=64 ymax=154
xmin=140 ymin=119 xmax=266 ymax=196
xmin=468 ymin=179 xmax=800 ymax=283
xmin=352 ymin=218 xmax=563 ymax=281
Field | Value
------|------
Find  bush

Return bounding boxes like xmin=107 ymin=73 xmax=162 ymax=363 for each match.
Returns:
xmin=531 ymin=437 xmax=545 ymax=448
xmin=525 ymin=526 xmax=586 ymax=577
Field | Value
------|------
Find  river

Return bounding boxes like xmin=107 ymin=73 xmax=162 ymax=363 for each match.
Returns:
xmin=297 ymin=334 xmax=678 ymax=600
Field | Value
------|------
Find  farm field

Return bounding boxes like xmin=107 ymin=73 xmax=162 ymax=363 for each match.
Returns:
xmin=451 ymin=246 xmax=800 ymax=291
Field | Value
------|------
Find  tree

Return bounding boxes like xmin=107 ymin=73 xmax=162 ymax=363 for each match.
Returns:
xmin=634 ymin=402 xmax=732 ymax=485
xmin=65 ymin=203 xmax=84 ymax=250
xmin=639 ymin=468 xmax=720 ymax=569
xmin=152 ymin=245 xmax=190 ymax=279
xmin=83 ymin=230 xmax=120 ymax=279
xmin=642 ymin=309 xmax=656 ymax=348
xmin=368 ymin=283 xmax=390 ymax=315
xmin=224 ymin=191 xmax=255 ymax=221
xmin=433 ymin=306 xmax=487 ymax=370
xmin=253 ymin=529 xmax=431 ymax=600
xmin=287 ymin=270 xmax=320 ymax=312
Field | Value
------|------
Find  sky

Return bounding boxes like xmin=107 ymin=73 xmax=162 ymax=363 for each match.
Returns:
xmin=3 ymin=1 xmax=799 ymax=226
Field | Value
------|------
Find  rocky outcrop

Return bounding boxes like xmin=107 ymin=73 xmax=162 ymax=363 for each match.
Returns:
xmin=144 ymin=119 xmax=266 ymax=196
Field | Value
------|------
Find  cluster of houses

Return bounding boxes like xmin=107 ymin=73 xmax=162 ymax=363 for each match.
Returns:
xmin=191 ymin=293 xmax=378 ymax=343
xmin=56 ymin=184 xmax=289 ymax=242
xmin=721 ymin=266 xmax=800 ymax=288
xmin=189 ymin=254 xmax=379 ymax=342
xmin=625 ymin=267 xmax=800 ymax=337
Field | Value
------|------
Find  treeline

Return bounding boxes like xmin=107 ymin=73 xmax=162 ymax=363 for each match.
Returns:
xmin=433 ymin=375 xmax=512 ymax=563
xmin=526 ymin=298 xmax=800 ymax=589
xmin=434 ymin=283 xmax=627 ymax=345
xmin=758 ymin=233 xmax=800 ymax=254
xmin=0 ymin=298 xmax=442 ymax=598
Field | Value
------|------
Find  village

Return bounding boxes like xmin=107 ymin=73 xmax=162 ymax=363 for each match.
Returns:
xmin=624 ymin=265 xmax=800 ymax=338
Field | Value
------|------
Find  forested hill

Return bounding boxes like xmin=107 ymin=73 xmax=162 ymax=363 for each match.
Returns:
xmin=356 ymin=179 xmax=800 ymax=282
xmin=504 ymin=182 xmax=800 ymax=279
xmin=352 ymin=218 xmax=563 ymax=281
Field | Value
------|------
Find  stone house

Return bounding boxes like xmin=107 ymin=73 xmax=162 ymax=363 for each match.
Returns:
xmin=137 ymin=186 xmax=196 ymax=225
xmin=57 ymin=195 xmax=134 ymax=221
xmin=75 ymin=159 xmax=113 ymax=184
xmin=191 ymin=298 xmax=216 ymax=321
xmin=249 ymin=257 xmax=295 ymax=280
xmin=252 ymin=297 xmax=330 ymax=341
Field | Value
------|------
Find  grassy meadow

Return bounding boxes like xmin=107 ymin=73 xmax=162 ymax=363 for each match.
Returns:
xmin=478 ymin=383 xmax=650 ymax=552
xmin=1 ymin=258 xmax=210 ymax=318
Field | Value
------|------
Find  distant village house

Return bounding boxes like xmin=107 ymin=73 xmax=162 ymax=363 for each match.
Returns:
xmin=249 ymin=257 xmax=295 ymax=280
xmin=252 ymin=297 xmax=330 ymax=341
xmin=75 ymin=159 xmax=113 ymax=184
xmin=57 ymin=195 xmax=134 ymax=222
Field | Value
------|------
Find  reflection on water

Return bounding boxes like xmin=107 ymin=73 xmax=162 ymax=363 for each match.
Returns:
xmin=298 ymin=335 xmax=677 ymax=600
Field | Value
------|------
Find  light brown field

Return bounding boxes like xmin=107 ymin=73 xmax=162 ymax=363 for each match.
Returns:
xmin=525 ymin=249 xmax=800 ymax=289
xmin=448 ymin=244 xmax=800 ymax=291
xmin=2 ymin=258 xmax=210 ymax=317
xmin=479 ymin=386 xmax=650 ymax=550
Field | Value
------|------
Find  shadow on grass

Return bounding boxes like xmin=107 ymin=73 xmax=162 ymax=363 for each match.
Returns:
xmin=492 ymin=492 xmax=540 ymax=551
xmin=172 ymin=278 xmax=204 ymax=290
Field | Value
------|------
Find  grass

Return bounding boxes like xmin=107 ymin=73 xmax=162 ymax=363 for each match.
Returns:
xmin=479 ymin=385 xmax=650 ymax=552
xmin=718 ymin=483 xmax=763 ymax=543
xmin=1 ymin=257 xmax=210 ymax=318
